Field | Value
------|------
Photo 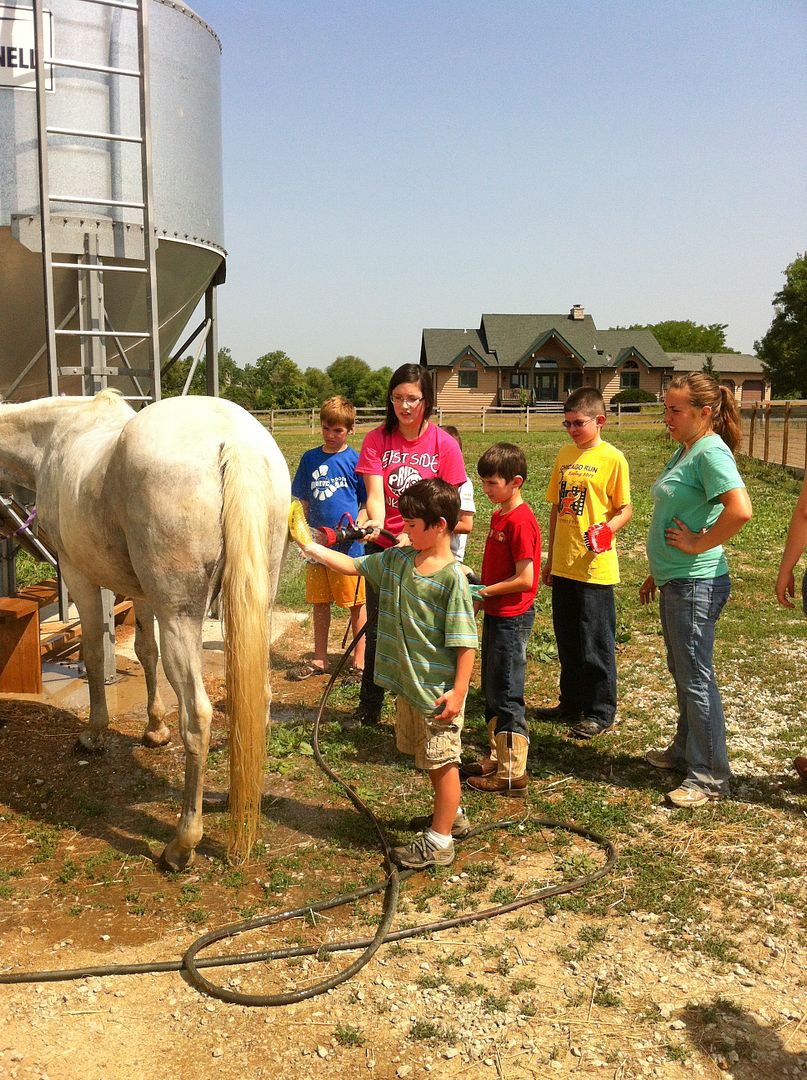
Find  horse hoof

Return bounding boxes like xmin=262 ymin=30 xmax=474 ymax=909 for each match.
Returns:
xmin=157 ymin=844 xmax=195 ymax=873
xmin=74 ymin=734 xmax=106 ymax=755
xmin=142 ymin=726 xmax=171 ymax=748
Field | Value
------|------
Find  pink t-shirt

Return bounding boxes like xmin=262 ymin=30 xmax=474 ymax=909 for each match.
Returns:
xmin=356 ymin=423 xmax=468 ymax=546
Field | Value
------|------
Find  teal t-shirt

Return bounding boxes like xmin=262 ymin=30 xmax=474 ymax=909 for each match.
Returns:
xmin=353 ymin=547 xmax=478 ymax=715
xmin=647 ymin=434 xmax=745 ymax=586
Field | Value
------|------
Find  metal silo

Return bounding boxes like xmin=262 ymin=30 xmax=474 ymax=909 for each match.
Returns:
xmin=0 ymin=0 xmax=225 ymax=402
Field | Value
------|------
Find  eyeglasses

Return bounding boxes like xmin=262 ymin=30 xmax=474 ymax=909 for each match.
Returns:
xmin=390 ymin=395 xmax=424 ymax=408
xmin=561 ymin=418 xmax=596 ymax=430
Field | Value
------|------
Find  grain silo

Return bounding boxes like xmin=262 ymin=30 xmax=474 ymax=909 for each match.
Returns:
xmin=0 ymin=0 xmax=225 ymax=403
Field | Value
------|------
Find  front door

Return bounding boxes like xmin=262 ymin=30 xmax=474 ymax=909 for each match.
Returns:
xmin=535 ymin=373 xmax=558 ymax=401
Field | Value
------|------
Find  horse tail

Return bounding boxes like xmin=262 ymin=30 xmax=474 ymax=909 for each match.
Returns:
xmin=219 ymin=440 xmax=276 ymax=864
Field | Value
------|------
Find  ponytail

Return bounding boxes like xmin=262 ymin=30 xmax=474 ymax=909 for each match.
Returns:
xmin=668 ymin=372 xmax=742 ymax=454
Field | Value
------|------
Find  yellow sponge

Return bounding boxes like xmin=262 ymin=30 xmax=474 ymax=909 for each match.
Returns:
xmin=288 ymin=499 xmax=313 ymax=546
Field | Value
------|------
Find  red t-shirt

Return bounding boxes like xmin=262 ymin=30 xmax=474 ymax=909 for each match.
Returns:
xmin=481 ymin=502 xmax=541 ymax=617
xmin=356 ymin=423 xmax=467 ymax=546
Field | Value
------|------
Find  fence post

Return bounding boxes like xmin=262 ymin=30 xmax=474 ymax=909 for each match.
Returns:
xmin=782 ymin=402 xmax=791 ymax=467
xmin=481 ymin=408 xmax=486 ymax=433
xmin=617 ymin=403 xmax=621 ymax=430
xmin=748 ymin=402 xmax=757 ymax=457
xmin=437 ymin=407 xmax=443 ymax=425
xmin=525 ymin=407 xmax=530 ymax=434
xmin=763 ymin=403 xmax=771 ymax=463
xmin=269 ymin=409 xmax=274 ymax=433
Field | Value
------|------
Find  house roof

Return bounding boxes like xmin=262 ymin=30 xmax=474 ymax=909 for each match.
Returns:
xmin=421 ymin=316 xmax=765 ymax=376
xmin=666 ymin=352 xmax=764 ymax=374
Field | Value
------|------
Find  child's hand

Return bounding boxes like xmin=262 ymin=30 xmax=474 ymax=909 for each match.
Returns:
xmin=433 ymin=688 xmax=463 ymax=723
xmin=584 ymin=522 xmax=613 ymax=553
xmin=541 ymin=562 xmax=553 ymax=586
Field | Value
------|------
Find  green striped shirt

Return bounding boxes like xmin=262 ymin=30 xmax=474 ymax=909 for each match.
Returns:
xmin=353 ymin=547 xmax=478 ymax=715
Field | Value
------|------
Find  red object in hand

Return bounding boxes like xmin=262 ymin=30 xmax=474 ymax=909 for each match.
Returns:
xmin=584 ymin=523 xmax=613 ymax=554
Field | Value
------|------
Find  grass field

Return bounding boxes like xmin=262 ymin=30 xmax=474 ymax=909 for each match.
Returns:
xmin=3 ymin=425 xmax=804 ymax=1076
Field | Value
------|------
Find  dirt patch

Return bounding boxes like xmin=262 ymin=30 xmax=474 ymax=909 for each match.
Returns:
xmin=1 ymin=612 xmax=805 ymax=1080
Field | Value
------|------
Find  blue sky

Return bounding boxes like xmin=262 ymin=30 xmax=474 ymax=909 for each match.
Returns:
xmin=194 ymin=0 xmax=806 ymax=369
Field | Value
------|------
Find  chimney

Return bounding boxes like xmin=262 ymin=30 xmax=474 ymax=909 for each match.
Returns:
xmin=570 ymin=304 xmax=585 ymax=321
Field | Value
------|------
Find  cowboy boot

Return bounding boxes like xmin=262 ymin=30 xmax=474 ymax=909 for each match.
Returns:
xmin=466 ymin=731 xmax=529 ymax=797
xmin=460 ymin=718 xmax=498 ymax=778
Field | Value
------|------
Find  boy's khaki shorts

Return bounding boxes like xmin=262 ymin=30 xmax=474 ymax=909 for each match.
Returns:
xmin=305 ymin=564 xmax=366 ymax=608
xmin=395 ymin=696 xmax=464 ymax=771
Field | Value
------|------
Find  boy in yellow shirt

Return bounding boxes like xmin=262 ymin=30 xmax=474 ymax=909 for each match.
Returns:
xmin=539 ymin=388 xmax=632 ymax=738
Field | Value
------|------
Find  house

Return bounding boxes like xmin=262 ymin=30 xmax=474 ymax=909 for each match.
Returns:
xmin=420 ymin=306 xmax=770 ymax=408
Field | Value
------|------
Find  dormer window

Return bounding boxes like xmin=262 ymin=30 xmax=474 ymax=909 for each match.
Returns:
xmin=458 ymin=358 xmax=478 ymax=388
xmin=620 ymin=359 xmax=640 ymax=390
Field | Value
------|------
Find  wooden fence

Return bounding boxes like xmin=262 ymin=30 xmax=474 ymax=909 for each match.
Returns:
xmin=252 ymin=401 xmax=807 ymax=476
xmin=252 ymin=402 xmax=665 ymax=435
xmin=740 ymin=401 xmax=807 ymax=474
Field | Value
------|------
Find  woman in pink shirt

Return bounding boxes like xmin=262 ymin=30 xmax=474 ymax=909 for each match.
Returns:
xmin=354 ymin=363 xmax=468 ymax=726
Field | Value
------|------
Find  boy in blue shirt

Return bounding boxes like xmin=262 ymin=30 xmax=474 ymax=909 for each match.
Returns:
xmin=288 ymin=396 xmax=367 ymax=680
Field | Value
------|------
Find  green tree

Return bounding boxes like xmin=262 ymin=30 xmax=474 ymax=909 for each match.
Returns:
xmin=701 ymin=355 xmax=718 ymax=379
xmin=755 ymin=252 xmax=807 ymax=398
xmin=327 ymin=355 xmax=373 ymax=403
xmin=302 ymin=367 xmax=334 ymax=406
xmin=618 ymin=320 xmax=738 ymax=353
xmin=251 ymin=351 xmax=307 ymax=410
xmin=162 ymin=346 xmax=238 ymax=398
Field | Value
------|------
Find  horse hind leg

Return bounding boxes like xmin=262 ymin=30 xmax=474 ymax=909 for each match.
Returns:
xmin=133 ymin=602 xmax=170 ymax=747
xmin=155 ymin=614 xmax=211 ymax=872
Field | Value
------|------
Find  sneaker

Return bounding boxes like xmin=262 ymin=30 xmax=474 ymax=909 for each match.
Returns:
xmin=666 ymin=785 xmax=714 ymax=808
xmin=535 ymin=703 xmax=582 ymax=724
xmin=645 ymin=747 xmax=682 ymax=770
xmin=570 ymin=718 xmax=613 ymax=739
xmin=407 ymin=810 xmax=472 ymax=840
xmin=391 ymin=833 xmax=455 ymax=870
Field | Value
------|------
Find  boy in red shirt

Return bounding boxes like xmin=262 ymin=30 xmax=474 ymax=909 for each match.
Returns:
xmin=463 ymin=443 xmax=541 ymax=796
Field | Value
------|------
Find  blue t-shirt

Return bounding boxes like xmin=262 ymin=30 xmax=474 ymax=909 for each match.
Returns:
xmin=647 ymin=434 xmax=745 ymax=586
xmin=291 ymin=446 xmax=367 ymax=557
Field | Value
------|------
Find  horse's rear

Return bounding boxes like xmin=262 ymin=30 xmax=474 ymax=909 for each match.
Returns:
xmin=106 ymin=396 xmax=290 ymax=868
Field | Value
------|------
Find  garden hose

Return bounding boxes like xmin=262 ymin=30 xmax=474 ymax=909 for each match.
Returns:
xmin=0 ymin=629 xmax=617 ymax=1005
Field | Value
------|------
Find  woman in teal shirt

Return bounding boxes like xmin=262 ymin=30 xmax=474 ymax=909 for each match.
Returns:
xmin=640 ymin=373 xmax=752 ymax=808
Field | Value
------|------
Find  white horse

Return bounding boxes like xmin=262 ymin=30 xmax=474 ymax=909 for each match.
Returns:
xmin=0 ymin=390 xmax=290 ymax=870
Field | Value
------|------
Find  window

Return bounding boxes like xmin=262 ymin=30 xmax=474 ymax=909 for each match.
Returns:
xmin=510 ymin=371 xmax=528 ymax=388
xmin=564 ymin=371 xmax=583 ymax=394
xmin=620 ymin=359 xmax=640 ymax=390
xmin=661 ymin=373 xmax=672 ymax=392
xmin=458 ymin=358 xmax=478 ymax=388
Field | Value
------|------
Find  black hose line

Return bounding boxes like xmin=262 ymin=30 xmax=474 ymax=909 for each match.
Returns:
xmin=0 ymin=624 xmax=617 ymax=1005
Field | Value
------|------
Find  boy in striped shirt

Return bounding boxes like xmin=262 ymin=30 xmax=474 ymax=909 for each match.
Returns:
xmin=301 ymin=477 xmax=478 ymax=869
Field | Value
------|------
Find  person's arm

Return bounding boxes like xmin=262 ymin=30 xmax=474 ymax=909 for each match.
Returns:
xmin=775 ymin=477 xmax=807 ymax=608
xmin=607 ymin=503 xmax=632 ymax=533
xmin=454 ymin=510 xmax=474 ymax=536
xmin=480 ymin=558 xmax=533 ymax=599
xmin=302 ymin=542 xmax=360 ymax=576
xmin=360 ymin=473 xmax=385 ymax=530
xmin=542 ymin=506 xmax=557 ymax=585
xmin=664 ymin=487 xmax=752 ymax=555
xmin=433 ymin=646 xmax=475 ymax=722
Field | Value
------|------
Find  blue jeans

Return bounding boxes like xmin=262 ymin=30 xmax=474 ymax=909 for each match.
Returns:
xmin=481 ymin=608 xmax=535 ymax=740
xmin=551 ymin=577 xmax=617 ymax=729
xmin=659 ymin=575 xmax=732 ymax=796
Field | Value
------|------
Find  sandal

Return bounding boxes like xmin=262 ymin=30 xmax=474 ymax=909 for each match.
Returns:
xmin=341 ymin=666 xmax=364 ymax=685
xmin=287 ymin=661 xmax=329 ymax=681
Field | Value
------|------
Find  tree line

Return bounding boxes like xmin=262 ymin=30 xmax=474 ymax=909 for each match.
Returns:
xmin=164 ymin=253 xmax=807 ymax=404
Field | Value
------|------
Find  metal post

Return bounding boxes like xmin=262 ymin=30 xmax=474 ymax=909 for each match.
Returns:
xmin=80 ymin=234 xmax=108 ymax=395
xmin=205 ymin=282 xmax=219 ymax=398
xmin=136 ymin=0 xmax=161 ymax=402
xmin=32 ymin=0 xmax=59 ymax=395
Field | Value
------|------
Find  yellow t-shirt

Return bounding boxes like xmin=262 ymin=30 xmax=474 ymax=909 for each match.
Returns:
xmin=545 ymin=440 xmax=631 ymax=585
